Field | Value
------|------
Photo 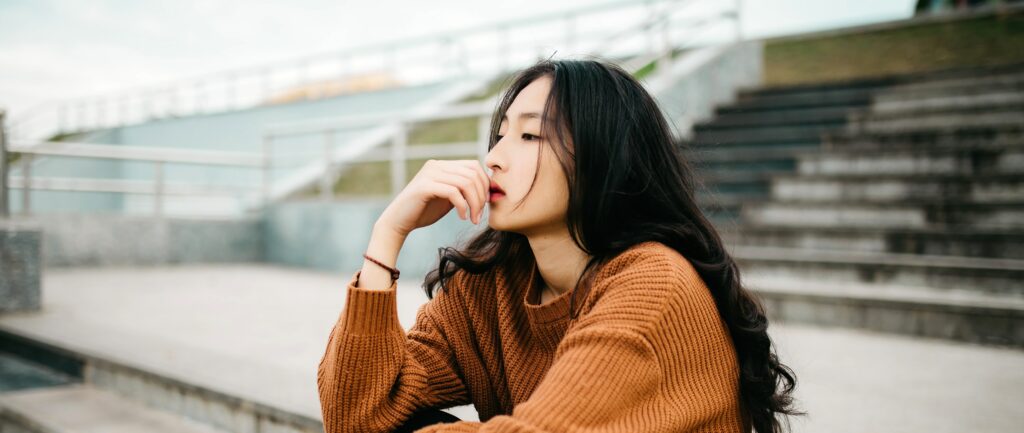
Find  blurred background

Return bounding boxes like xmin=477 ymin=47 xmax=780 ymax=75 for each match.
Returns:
xmin=0 ymin=0 xmax=1022 ymax=432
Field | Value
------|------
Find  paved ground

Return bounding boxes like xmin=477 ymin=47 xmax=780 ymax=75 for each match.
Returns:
xmin=0 ymin=264 xmax=1021 ymax=432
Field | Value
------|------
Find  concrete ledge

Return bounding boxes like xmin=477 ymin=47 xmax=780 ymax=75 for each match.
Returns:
xmin=0 ymin=326 xmax=322 ymax=433
xmin=753 ymin=279 xmax=1024 ymax=348
xmin=0 ymin=214 xmax=264 ymax=268
xmin=0 ymin=385 xmax=231 ymax=433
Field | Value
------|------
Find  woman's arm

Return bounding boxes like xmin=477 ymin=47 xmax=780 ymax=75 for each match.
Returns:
xmin=317 ymin=225 xmax=472 ymax=433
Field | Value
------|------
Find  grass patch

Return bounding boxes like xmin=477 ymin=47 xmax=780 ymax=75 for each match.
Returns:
xmin=311 ymin=155 xmax=478 ymax=198
xmin=764 ymin=11 xmax=1024 ymax=85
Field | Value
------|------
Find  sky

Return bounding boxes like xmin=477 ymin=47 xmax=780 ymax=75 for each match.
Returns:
xmin=0 ymin=0 xmax=916 ymax=131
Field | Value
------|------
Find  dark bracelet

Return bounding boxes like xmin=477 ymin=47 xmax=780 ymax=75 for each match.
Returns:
xmin=363 ymin=252 xmax=400 ymax=282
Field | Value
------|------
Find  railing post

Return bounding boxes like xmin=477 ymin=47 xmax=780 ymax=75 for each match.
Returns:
xmin=390 ymin=122 xmax=407 ymax=198
xmin=645 ymin=0 xmax=656 ymax=56
xmin=168 ymin=85 xmax=178 ymax=117
xmin=262 ymin=69 xmax=272 ymax=103
xmin=262 ymin=135 xmax=273 ymax=209
xmin=477 ymin=114 xmax=491 ymax=163
xmin=118 ymin=97 xmax=127 ymax=126
xmin=154 ymin=161 xmax=164 ymax=218
xmin=226 ymin=74 xmax=236 ymax=109
xmin=58 ymin=105 xmax=67 ymax=133
xmin=498 ymin=25 xmax=509 ymax=74
xmin=564 ymin=14 xmax=576 ymax=55
xmin=20 ymin=154 xmax=31 ymax=216
xmin=734 ymin=0 xmax=744 ymax=41
xmin=320 ymin=130 xmax=335 ymax=201
xmin=0 ymin=109 xmax=8 ymax=218
xmin=195 ymin=81 xmax=205 ymax=113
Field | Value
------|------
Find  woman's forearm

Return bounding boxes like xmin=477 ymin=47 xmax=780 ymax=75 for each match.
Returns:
xmin=357 ymin=222 xmax=408 ymax=291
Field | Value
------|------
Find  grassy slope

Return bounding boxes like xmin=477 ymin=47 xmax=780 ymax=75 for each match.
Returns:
xmin=764 ymin=11 xmax=1024 ymax=86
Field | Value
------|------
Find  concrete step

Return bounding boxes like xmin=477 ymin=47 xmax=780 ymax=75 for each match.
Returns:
xmin=771 ymin=173 xmax=1024 ymax=204
xmin=739 ymin=62 xmax=1024 ymax=99
xmin=722 ymin=88 xmax=873 ymax=113
xmin=847 ymin=110 xmax=1024 ymax=135
xmin=742 ymin=201 xmax=1024 ymax=230
xmin=696 ymin=170 xmax=788 ymax=185
xmin=696 ymin=159 xmax=797 ymax=176
xmin=698 ymin=180 xmax=771 ymax=197
xmin=871 ymin=88 xmax=1024 ymax=115
xmin=0 ymin=384 xmax=231 ymax=433
xmin=0 ymin=352 xmax=78 ymax=394
xmin=722 ymin=225 xmax=1024 ymax=259
xmin=687 ymin=143 xmax=821 ymax=162
xmin=877 ymin=71 xmax=1024 ymax=98
xmin=735 ymin=246 xmax=1024 ymax=298
xmin=747 ymin=274 xmax=1024 ymax=348
xmin=737 ymin=76 xmax=898 ymax=99
xmin=0 ymin=326 xmax=323 ymax=433
xmin=694 ymin=170 xmax=786 ymax=198
xmin=823 ymin=126 xmax=1024 ymax=149
xmin=692 ymin=124 xmax=831 ymax=146
xmin=698 ymin=105 xmax=851 ymax=130
xmin=796 ymin=144 xmax=1024 ymax=176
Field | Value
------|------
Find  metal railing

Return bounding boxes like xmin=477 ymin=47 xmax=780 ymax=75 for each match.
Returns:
xmin=0 ymin=101 xmax=494 ymax=218
xmin=258 ymin=0 xmax=743 ymax=204
xmin=259 ymin=100 xmax=496 ymax=207
xmin=7 ymin=0 xmax=741 ymax=142
xmin=1 ymin=138 xmax=268 ymax=218
xmin=0 ymin=0 xmax=743 ymax=218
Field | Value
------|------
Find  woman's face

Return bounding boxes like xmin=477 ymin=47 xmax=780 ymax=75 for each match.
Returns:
xmin=485 ymin=75 xmax=570 ymax=236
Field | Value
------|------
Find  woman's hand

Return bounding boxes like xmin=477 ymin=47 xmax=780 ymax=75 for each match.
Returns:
xmin=375 ymin=159 xmax=490 ymax=238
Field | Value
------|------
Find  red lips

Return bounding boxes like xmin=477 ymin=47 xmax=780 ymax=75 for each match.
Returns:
xmin=489 ymin=180 xmax=504 ymax=194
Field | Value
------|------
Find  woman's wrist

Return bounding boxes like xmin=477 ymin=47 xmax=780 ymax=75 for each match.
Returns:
xmin=356 ymin=224 xmax=407 ymax=291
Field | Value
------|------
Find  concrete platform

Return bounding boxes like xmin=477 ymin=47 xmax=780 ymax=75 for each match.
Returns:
xmin=0 ymin=264 xmax=1022 ymax=432
xmin=0 ymin=384 xmax=230 ymax=433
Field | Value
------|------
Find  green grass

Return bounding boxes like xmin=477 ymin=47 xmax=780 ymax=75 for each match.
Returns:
xmin=764 ymin=11 xmax=1024 ymax=86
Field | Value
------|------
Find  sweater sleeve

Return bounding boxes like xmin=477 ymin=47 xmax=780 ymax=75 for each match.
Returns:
xmin=413 ymin=326 xmax=662 ymax=433
xmin=317 ymin=269 xmax=472 ymax=433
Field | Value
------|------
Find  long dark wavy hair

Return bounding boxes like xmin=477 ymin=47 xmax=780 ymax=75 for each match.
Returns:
xmin=421 ymin=57 xmax=805 ymax=433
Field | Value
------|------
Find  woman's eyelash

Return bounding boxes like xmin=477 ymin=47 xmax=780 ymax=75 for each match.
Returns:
xmin=494 ymin=134 xmax=539 ymax=141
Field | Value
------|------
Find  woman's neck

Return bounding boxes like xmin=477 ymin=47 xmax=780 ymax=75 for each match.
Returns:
xmin=526 ymin=227 xmax=591 ymax=297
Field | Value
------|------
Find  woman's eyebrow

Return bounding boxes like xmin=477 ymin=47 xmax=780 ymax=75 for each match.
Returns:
xmin=501 ymin=112 xmax=543 ymax=121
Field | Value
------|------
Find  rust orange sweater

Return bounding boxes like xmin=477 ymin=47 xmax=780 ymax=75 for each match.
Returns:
xmin=317 ymin=240 xmax=750 ymax=432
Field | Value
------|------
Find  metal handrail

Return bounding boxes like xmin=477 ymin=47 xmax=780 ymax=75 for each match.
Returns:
xmin=0 ymin=0 xmax=743 ymax=218
xmin=258 ymin=0 xmax=741 ymax=203
xmin=8 ymin=0 xmax=715 ymax=142
xmin=3 ymin=139 xmax=269 ymax=218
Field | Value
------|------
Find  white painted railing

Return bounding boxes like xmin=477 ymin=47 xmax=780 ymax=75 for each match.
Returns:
xmin=7 ymin=0 xmax=741 ymax=143
xmin=0 ymin=0 xmax=746 ymax=218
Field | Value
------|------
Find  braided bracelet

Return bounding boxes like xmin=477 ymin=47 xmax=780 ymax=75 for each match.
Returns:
xmin=363 ymin=253 xmax=400 ymax=282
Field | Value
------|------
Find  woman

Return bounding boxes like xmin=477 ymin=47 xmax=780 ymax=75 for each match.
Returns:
xmin=317 ymin=58 xmax=804 ymax=433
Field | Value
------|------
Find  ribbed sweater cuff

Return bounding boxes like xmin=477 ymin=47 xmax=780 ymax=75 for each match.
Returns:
xmin=340 ymin=270 xmax=401 ymax=335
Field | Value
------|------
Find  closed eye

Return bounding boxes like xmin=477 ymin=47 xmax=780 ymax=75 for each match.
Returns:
xmin=494 ymin=133 xmax=541 ymax=142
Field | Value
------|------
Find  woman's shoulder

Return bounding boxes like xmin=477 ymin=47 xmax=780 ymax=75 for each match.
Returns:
xmin=579 ymin=241 xmax=713 ymax=326
xmin=598 ymin=240 xmax=701 ymax=285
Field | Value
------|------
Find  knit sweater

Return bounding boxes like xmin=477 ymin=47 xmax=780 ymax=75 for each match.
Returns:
xmin=317 ymin=240 xmax=750 ymax=432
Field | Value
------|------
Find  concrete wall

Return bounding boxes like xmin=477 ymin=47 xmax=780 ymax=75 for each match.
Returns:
xmin=263 ymin=198 xmax=487 ymax=281
xmin=1 ymin=214 xmax=263 ymax=267
xmin=1 ymin=199 xmax=485 ymax=286
xmin=647 ymin=40 xmax=764 ymax=140
xmin=0 ymin=219 xmax=41 ymax=312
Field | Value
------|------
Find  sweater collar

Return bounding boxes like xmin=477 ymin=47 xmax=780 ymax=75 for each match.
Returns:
xmin=521 ymin=258 xmax=574 ymax=326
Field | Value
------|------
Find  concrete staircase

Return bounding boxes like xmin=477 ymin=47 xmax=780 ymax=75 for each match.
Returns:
xmin=686 ymin=63 xmax=1024 ymax=348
